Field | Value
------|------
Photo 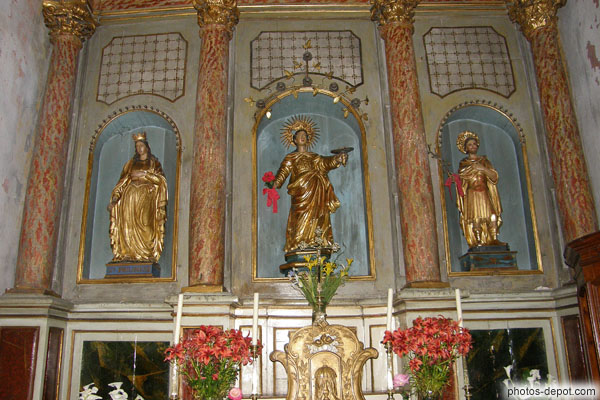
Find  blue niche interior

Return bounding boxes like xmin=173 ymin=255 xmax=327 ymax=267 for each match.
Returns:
xmin=440 ymin=105 xmax=538 ymax=272
xmin=256 ymin=91 xmax=371 ymax=278
xmin=82 ymin=111 xmax=179 ymax=280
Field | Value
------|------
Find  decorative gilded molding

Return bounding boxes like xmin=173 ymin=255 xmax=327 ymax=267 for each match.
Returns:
xmin=42 ymin=0 xmax=97 ymax=43
xmin=192 ymin=0 xmax=239 ymax=34
xmin=506 ymin=0 xmax=566 ymax=41
xmin=370 ymin=0 xmax=420 ymax=29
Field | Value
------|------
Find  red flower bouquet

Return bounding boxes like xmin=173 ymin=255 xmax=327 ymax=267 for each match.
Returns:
xmin=383 ymin=316 xmax=472 ymax=399
xmin=262 ymin=171 xmax=279 ymax=213
xmin=262 ymin=171 xmax=275 ymax=188
xmin=165 ymin=325 xmax=262 ymax=400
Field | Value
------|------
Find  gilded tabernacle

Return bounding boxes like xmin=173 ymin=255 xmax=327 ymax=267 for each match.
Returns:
xmin=272 ymin=116 xmax=348 ymax=253
xmin=456 ymin=130 xmax=504 ymax=248
xmin=108 ymin=132 xmax=168 ymax=263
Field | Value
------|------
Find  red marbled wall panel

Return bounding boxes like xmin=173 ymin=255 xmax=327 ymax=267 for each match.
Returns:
xmin=0 ymin=327 xmax=39 ymax=400
xmin=189 ymin=26 xmax=231 ymax=287
xmin=15 ymin=35 xmax=82 ymax=291
xmin=530 ymin=27 xmax=598 ymax=243
xmin=380 ymin=23 xmax=441 ymax=284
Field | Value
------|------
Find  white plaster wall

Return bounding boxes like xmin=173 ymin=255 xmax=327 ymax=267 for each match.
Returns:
xmin=0 ymin=0 xmax=51 ymax=293
xmin=559 ymin=0 xmax=600 ymax=225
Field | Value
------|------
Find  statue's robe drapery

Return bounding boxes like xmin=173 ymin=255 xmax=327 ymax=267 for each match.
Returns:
xmin=457 ymin=155 xmax=502 ymax=247
xmin=109 ymin=157 xmax=168 ymax=262
xmin=273 ymin=151 xmax=343 ymax=252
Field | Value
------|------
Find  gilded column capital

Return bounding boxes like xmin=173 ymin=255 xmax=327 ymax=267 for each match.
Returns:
xmin=506 ymin=0 xmax=566 ymax=40
xmin=370 ymin=0 xmax=420 ymax=30
xmin=42 ymin=0 xmax=97 ymax=43
xmin=193 ymin=0 xmax=239 ymax=36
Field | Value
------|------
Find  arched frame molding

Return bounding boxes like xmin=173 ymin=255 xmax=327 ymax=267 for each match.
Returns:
xmin=77 ymin=105 xmax=182 ymax=283
xmin=251 ymin=88 xmax=375 ymax=282
xmin=436 ymin=100 xmax=542 ymax=276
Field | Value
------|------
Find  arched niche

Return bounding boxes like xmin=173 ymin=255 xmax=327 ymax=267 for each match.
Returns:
xmin=437 ymin=103 xmax=541 ymax=274
xmin=253 ymin=89 xmax=374 ymax=280
xmin=77 ymin=108 xmax=181 ymax=282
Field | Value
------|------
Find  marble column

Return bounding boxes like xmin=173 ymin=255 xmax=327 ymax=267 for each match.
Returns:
xmin=12 ymin=1 xmax=96 ymax=294
xmin=187 ymin=0 xmax=238 ymax=291
xmin=507 ymin=0 xmax=598 ymax=243
xmin=371 ymin=0 xmax=444 ymax=287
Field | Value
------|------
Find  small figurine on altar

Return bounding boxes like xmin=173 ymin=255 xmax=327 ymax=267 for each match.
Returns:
xmin=456 ymin=130 xmax=505 ymax=248
xmin=272 ymin=115 xmax=349 ymax=253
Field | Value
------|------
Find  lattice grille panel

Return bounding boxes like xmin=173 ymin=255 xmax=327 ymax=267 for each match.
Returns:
xmin=97 ymin=33 xmax=187 ymax=104
xmin=251 ymin=31 xmax=363 ymax=90
xmin=424 ymin=27 xmax=515 ymax=98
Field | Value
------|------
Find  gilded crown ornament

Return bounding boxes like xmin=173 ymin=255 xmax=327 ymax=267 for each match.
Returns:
xmin=456 ymin=131 xmax=480 ymax=154
xmin=506 ymin=0 xmax=566 ymax=40
xmin=193 ymin=0 xmax=239 ymax=35
xmin=371 ymin=0 xmax=420 ymax=29
xmin=280 ymin=115 xmax=320 ymax=150
xmin=42 ymin=0 xmax=97 ymax=43
xmin=132 ymin=132 xmax=147 ymax=142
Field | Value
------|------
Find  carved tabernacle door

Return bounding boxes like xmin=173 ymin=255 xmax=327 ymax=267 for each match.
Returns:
xmin=270 ymin=322 xmax=378 ymax=400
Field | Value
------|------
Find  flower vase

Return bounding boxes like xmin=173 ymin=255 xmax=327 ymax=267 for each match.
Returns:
xmin=418 ymin=391 xmax=441 ymax=400
xmin=312 ymin=301 xmax=327 ymax=325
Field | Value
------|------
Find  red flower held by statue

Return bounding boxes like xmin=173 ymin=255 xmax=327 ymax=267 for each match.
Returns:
xmin=262 ymin=171 xmax=279 ymax=213
xmin=262 ymin=171 xmax=275 ymax=187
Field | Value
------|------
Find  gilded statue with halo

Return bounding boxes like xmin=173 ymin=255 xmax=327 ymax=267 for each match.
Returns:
xmin=272 ymin=116 xmax=349 ymax=253
xmin=108 ymin=132 xmax=168 ymax=263
xmin=456 ymin=130 xmax=505 ymax=248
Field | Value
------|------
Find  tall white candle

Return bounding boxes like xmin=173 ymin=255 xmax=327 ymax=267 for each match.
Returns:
xmin=386 ymin=288 xmax=393 ymax=331
xmin=171 ymin=293 xmax=184 ymax=398
xmin=252 ymin=292 xmax=259 ymax=346
xmin=455 ymin=288 xmax=463 ymax=328
xmin=174 ymin=293 xmax=184 ymax=344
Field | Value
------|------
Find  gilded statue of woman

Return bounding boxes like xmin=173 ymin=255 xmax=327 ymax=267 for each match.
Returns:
xmin=108 ymin=132 xmax=168 ymax=263
xmin=272 ymin=117 xmax=347 ymax=252
xmin=456 ymin=130 xmax=504 ymax=248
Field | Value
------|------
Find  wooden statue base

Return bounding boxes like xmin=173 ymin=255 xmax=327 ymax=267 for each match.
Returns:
xmin=105 ymin=261 xmax=160 ymax=278
xmin=279 ymin=247 xmax=333 ymax=275
xmin=459 ymin=244 xmax=517 ymax=271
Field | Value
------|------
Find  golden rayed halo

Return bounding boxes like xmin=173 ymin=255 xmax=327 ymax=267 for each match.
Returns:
xmin=456 ymin=130 xmax=479 ymax=153
xmin=132 ymin=132 xmax=147 ymax=142
xmin=280 ymin=115 xmax=320 ymax=149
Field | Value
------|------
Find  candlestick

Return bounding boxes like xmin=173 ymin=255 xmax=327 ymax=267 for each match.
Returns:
xmin=455 ymin=288 xmax=463 ymax=327
xmin=385 ymin=341 xmax=395 ymax=399
xmin=386 ymin=288 xmax=393 ymax=331
xmin=171 ymin=293 xmax=184 ymax=399
xmin=251 ymin=344 xmax=260 ymax=399
xmin=252 ymin=292 xmax=259 ymax=346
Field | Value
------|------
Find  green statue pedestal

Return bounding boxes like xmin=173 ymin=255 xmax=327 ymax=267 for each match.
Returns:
xmin=105 ymin=261 xmax=161 ymax=278
xmin=459 ymin=244 xmax=517 ymax=272
xmin=280 ymin=247 xmax=333 ymax=276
